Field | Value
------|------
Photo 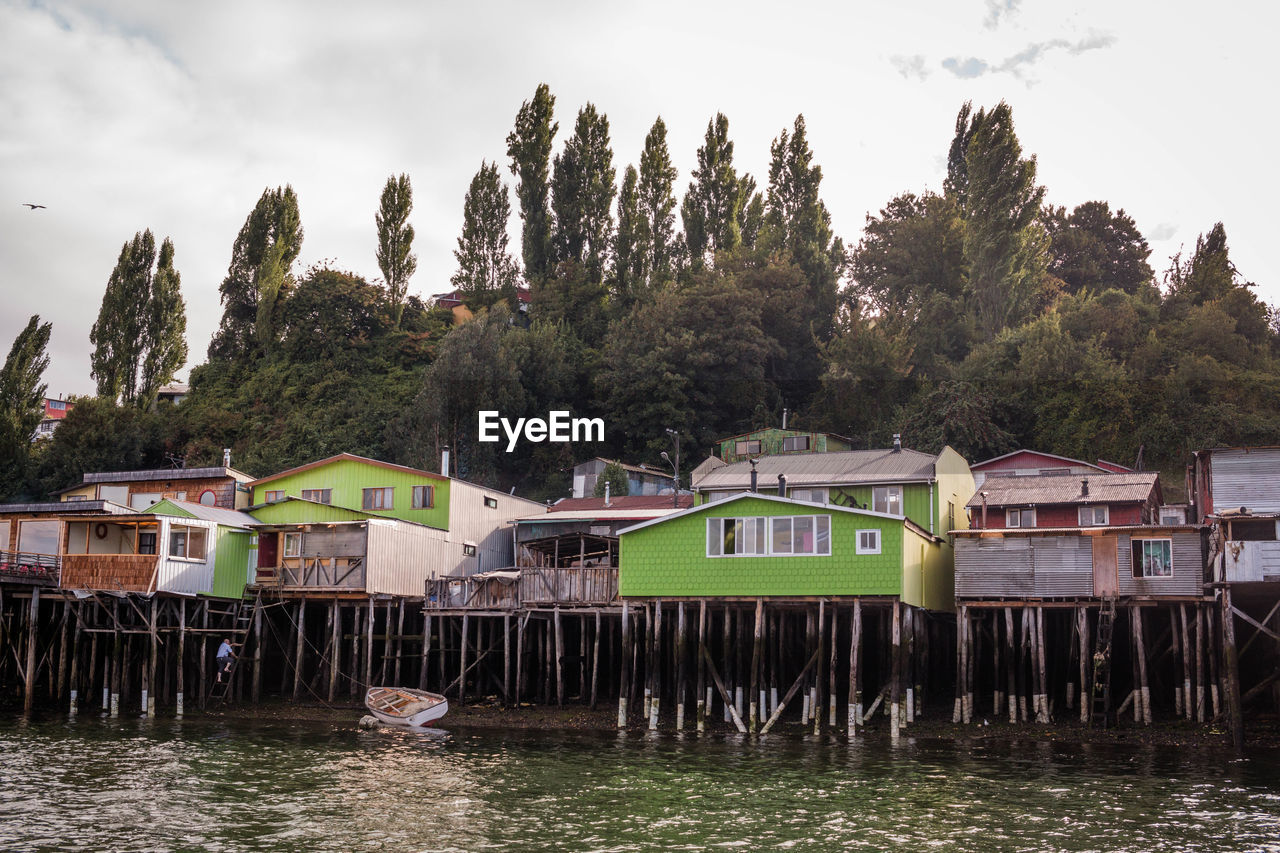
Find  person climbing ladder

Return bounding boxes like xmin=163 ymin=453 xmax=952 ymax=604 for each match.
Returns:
xmin=215 ymin=637 xmax=236 ymax=683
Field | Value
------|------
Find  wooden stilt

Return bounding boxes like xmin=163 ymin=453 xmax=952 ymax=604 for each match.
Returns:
xmin=643 ymin=604 xmax=654 ymax=722
xmin=394 ymin=600 xmax=406 ymax=687
xmin=590 ymin=610 xmax=601 ymax=710
xmin=700 ymin=644 xmax=748 ymax=733
xmin=829 ymin=604 xmax=839 ymax=728
xmin=618 ymin=601 xmax=631 ymax=728
xmin=748 ymin=598 xmax=762 ymax=733
xmin=649 ymin=601 xmax=662 ymax=729
xmin=696 ymin=600 xmax=707 ymax=733
xmin=903 ymin=606 xmax=914 ymax=725
xmin=23 ymin=589 xmax=39 ymax=715
xmin=1195 ymin=604 xmax=1205 ymax=723
xmin=110 ymin=603 xmax=122 ymax=718
xmin=848 ymin=599 xmax=862 ymax=737
xmin=1221 ymin=587 xmax=1244 ymax=751
xmin=993 ymin=608 xmax=1004 ymax=718
xmin=516 ymin=612 xmax=526 ymax=703
xmin=69 ymin=617 xmax=82 ymax=716
xmin=504 ymin=612 xmax=512 ymax=706
xmin=56 ymin=602 xmax=69 ymax=705
xmin=554 ymin=606 xmax=565 ymax=707
xmin=252 ymin=598 xmax=265 ymax=705
xmin=1135 ymin=605 xmax=1150 ymax=725
xmin=814 ymin=600 xmax=826 ymax=734
xmin=676 ymin=602 xmax=688 ymax=730
xmin=1036 ymin=606 xmax=1049 ymax=723
xmin=1078 ymin=607 xmax=1089 ymax=724
xmin=954 ymin=606 xmax=965 ymax=723
xmin=364 ymin=597 xmax=375 ymax=694
xmin=1206 ymin=607 xmax=1221 ymax=719
xmin=420 ymin=610 xmax=432 ymax=692
xmin=198 ymin=601 xmax=208 ymax=708
xmin=722 ymin=606 xmax=732 ymax=723
xmin=292 ymin=598 xmax=307 ymax=701
xmin=890 ymin=599 xmax=902 ymax=740
xmin=459 ymin=613 xmax=470 ymax=706
xmin=146 ymin=597 xmax=158 ymax=717
xmin=1018 ymin=608 xmax=1030 ymax=723
xmin=1006 ymin=608 xmax=1018 ymax=724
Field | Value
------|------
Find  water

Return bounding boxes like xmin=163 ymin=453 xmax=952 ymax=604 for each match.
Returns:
xmin=2 ymin=716 xmax=1279 ymax=851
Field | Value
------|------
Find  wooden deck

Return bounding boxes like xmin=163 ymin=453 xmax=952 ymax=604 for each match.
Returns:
xmin=426 ymin=566 xmax=618 ymax=610
xmin=0 ymin=550 xmax=60 ymax=586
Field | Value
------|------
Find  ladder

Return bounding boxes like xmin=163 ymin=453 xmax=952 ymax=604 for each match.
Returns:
xmin=1090 ymin=597 xmax=1117 ymax=727
xmin=208 ymin=591 xmax=261 ymax=704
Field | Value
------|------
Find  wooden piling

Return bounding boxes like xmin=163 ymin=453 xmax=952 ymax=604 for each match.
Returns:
xmin=1077 ymin=606 xmax=1089 ymax=724
xmin=618 ymin=601 xmax=631 ymax=729
xmin=459 ymin=613 xmax=470 ymax=706
xmin=1134 ymin=606 xmax=1150 ymax=725
xmin=1195 ymin=604 xmax=1205 ymax=723
xmin=364 ymin=597 xmax=375 ymax=694
xmin=554 ymin=607 xmax=565 ymax=707
xmin=23 ymin=589 xmax=39 ymax=715
xmin=292 ymin=598 xmax=307 ymax=701
xmin=1221 ymin=587 xmax=1244 ymax=751
xmin=590 ymin=611 xmax=601 ymax=710
xmin=1006 ymin=607 xmax=1018 ymax=724
xmin=649 ymin=601 xmax=662 ymax=729
xmin=848 ymin=599 xmax=861 ymax=737
xmin=676 ymin=602 xmax=688 ymax=730
xmin=1036 ymin=606 xmax=1049 ymax=723
xmin=748 ymin=599 xmax=762 ymax=732
xmin=696 ymin=600 xmax=707 ymax=733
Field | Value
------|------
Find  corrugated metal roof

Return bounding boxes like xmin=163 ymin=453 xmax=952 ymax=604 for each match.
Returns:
xmin=0 ymin=500 xmax=136 ymax=515
xmin=550 ymin=495 xmax=695 ymax=513
xmin=694 ymin=448 xmax=938 ymax=489
xmin=54 ymin=466 xmax=253 ymax=493
xmin=965 ymin=472 xmax=1158 ymax=509
xmin=152 ymin=499 xmax=258 ymax=528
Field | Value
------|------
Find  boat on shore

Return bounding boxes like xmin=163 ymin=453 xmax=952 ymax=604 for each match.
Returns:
xmin=364 ymin=686 xmax=449 ymax=727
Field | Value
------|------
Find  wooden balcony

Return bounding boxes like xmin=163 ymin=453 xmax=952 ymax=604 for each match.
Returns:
xmin=0 ymin=550 xmax=61 ymax=586
xmin=425 ymin=566 xmax=618 ymax=611
xmin=60 ymin=554 xmax=157 ymax=592
xmin=257 ymin=557 xmax=366 ymax=591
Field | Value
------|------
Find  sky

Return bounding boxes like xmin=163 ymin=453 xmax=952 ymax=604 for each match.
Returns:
xmin=1 ymin=0 xmax=1274 ymax=396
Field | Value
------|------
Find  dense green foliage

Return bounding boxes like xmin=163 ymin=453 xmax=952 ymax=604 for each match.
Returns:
xmin=0 ymin=316 xmax=52 ymax=498
xmin=593 ymin=461 xmax=630 ymax=498
xmin=17 ymin=91 xmax=1278 ymax=507
xmin=376 ymin=173 xmax=418 ymax=329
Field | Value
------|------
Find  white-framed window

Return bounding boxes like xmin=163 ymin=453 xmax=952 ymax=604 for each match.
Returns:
xmin=789 ymin=487 xmax=828 ymax=504
xmin=1159 ymin=507 xmax=1186 ymax=525
xmin=263 ymin=490 xmax=286 ymax=503
xmin=707 ymin=515 xmax=831 ymax=557
xmin=1078 ymin=505 xmax=1108 ymax=526
xmin=782 ymin=435 xmax=810 ymax=452
xmin=1132 ymin=539 xmax=1172 ymax=578
xmin=283 ymin=532 xmax=302 ymax=558
xmin=363 ymin=487 xmax=394 ymax=510
xmin=17 ymin=520 xmax=59 ymax=554
xmin=734 ymin=439 xmax=761 ymax=456
xmin=1006 ymin=507 xmax=1035 ymax=528
xmin=301 ymin=489 xmax=331 ymax=504
xmin=873 ymin=486 xmax=902 ymax=516
xmin=856 ymin=529 xmax=881 ymax=555
xmin=168 ymin=526 xmax=207 ymax=560
xmin=707 ymin=517 xmax=768 ymax=557
xmin=770 ymin=515 xmax=830 ymax=555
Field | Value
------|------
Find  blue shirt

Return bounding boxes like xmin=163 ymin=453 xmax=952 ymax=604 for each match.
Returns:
xmin=216 ymin=641 xmax=233 ymax=659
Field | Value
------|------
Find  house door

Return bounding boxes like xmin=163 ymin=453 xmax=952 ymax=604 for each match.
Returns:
xmin=258 ymin=532 xmax=278 ymax=569
xmin=1092 ymin=535 xmax=1119 ymax=597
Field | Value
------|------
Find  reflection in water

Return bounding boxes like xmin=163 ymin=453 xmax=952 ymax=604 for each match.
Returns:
xmin=1 ymin=716 xmax=1278 ymax=851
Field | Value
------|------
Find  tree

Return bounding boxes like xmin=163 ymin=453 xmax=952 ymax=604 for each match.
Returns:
xmin=637 ymin=117 xmax=678 ymax=289
xmin=91 ymin=230 xmax=154 ymax=403
xmin=1165 ymin=222 xmax=1238 ymax=306
xmin=593 ymin=461 xmax=630 ymax=497
xmin=1044 ymin=201 xmax=1154 ymax=296
xmin=376 ymin=173 xmax=418 ymax=328
xmin=681 ymin=113 xmax=746 ymax=268
xmin=956 ymin=102 xmax=1049 ymax=338
xmin=209 ymin=185 xmax=303 ymax=361
xmin=507 ymin=84 xmax=558 ymax=283
xmin=0 ymin=315 xmax=51 ymax=498
xmin=612 ymin=165 xmax=644 ymax=308
xmin=551 ymin=104 xmax=616 ymax=284
xmin=138 ymin=238 xmax=188 ymax=409
xmin=451 ymin=162 xmax=520 ymax=312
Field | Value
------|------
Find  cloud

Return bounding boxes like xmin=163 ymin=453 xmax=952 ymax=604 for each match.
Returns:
xmin=1149 ymin=223 xmax=1178 ymax=241
xmin=942 ymin=32 xmax=1116 ymax=80
xmin=984 ymin=0 xmax=1021 ymax=29
xmin=890 ymin=54 xmax=930 ymax=80
xmin=942 ymin=56 xmax=990 ymax=79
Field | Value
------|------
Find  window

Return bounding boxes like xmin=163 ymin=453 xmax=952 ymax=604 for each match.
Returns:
xmin=363 ymin=487 xmax=394 ymax=510
xmin=463 ymin=543 xmax=477 ymax=557
xmin=789 ymin=487 xmax=828 ymax=504
xmin=1132 ymin=539 xmax=1172 ymax=578
xmin=873 ymin=486 xmax=902 ymax=516
xmin=782 ymin=435 xmax=811 ymax=452
xmin=1159 ymin=507 xmax=1186 ymax=526
xmin=198 ymin=490 xmax=217 ymax=506
xmin=1006 ymin=508 xmax=1035 ymax=528
xmin=0 ymin=520 xmax=8 ymax=551
xmin=768 ymin=515 xmax=830 ymax=556
xmin=130 ymin=492 xmax=162 ymax=509
xmin=708 ymin=515 xmax=830 ymax=557
xmin=946 ymin=501 xmax=955 ymax=532
xmin=407 ymin=485 xmax=435 ymax=509
xmin=484 ymin=496 xmax=498 ymax=509
xmin=168 ymin=526 xmax=207 ymax=560
xmin=263 ymin=490 xmax=286 ymax=503
xmin=707 ymin=490 xmax=741 ymax=503
xmin=856 ymin=529 xmax=881 ymax=555
xmin=1078 ymin=505 xmax=1108 ymax=526
xmin=17 ymin=520 xmax=59 ymax=555
xmin=301 ymin=489 xmax=331 ymax=504
xmin=98 ymin=485 xmax=128 ymax=504
xmin=707 ymin=517 xmax=768 ymax=557
xmin=138 ymin=532 xmax=157 ymax=555
xmin=734 ymin=439 xmax=761 ymax=456
xmin=66 ymin=495 xmax=86 ymax=501
xmin=49 ymin=400 xmax=67 ymax=411
xmin=283 ymin=532 xmax=302 ymax=558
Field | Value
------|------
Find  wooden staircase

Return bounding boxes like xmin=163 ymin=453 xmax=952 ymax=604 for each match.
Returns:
xmin=1090 ymin=597 xmax=1117 ymax=727
xmin=207 ymin=591 xmax=261 ymax=704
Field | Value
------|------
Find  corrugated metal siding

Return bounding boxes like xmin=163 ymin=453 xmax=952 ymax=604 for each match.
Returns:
xmin=1115 ymin=531 xmax=1203 ymax=596
xmin=955 ymin=538 xmax=1034 ymax=597
xmin=211 ymin=528 xmax=251 ymax=599
xmin=365 ymin=519 xmax=453 ymax=596
xmin=1212 ymin=449 xmax=1280 ymax=513
xmin=1032 ymin=537 xmax=1092 ymax=597
xmin=156 ymin=518 xmax=217 ymax=595
xmin=447 ymin=482 xmax=543 ymax=572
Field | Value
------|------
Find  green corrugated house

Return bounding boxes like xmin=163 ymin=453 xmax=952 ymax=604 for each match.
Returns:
xmin=618 ymin=493 xmax=951 ymax=609
xmin=146 ymin=498 xmax=258 ymax=599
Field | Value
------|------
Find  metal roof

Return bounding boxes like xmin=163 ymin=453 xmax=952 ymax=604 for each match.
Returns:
xmin=693 ymin=448 xmax=939 ymax=490
xmin=549 ymin=495 xmax=695 ymax=513
xmin=151 ymin=499 xmax=258 ymax=529
xmin=970 ymin=448 xmax=1118 ymax=472
xmin=0 ymin=500 xmax=136 ymax=515
xmin=54 ymin=466 xmax=254 ymax=493
xmin=616 ymin=491 xmax=931 ymax=538
xmin=966 ymin=472 xmax=1158 ymax=509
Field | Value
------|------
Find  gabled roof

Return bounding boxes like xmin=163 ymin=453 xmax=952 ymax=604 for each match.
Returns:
xmin=247 ymin=496 xmax=447 ymax=531
xmin=967 ymin=472 xmax=1159 ymax=509
xmin=694 ymin=448 xmax=940 ymax=490
xmin=247 ymin=453 xmax=448 ymax=487
xmin=575 ymin=457 xmax=673 ymax=478
xmin=149 ymin=499 xmax=258 ymax=529
xmin=617 ymin=492 xmax=930 ymax=537
xmin=52 ymin=466 xmax=255 ymax=494
xmin=0 ymin=500 xmax=136 ymax=515
xmin=971 ymin=449 xmax=1128 ymax=473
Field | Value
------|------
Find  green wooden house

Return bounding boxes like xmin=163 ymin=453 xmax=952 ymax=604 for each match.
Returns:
xmin=716 ymin=428 xmax=854 ymax=464
xmin=618 ymin=493 xmax=952 ymax=610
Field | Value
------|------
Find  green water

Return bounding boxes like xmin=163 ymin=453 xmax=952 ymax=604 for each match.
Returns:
xmin=1 ymin=716 xmax=1279 ymax=851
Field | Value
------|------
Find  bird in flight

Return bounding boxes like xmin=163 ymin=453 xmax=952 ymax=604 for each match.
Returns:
xmin=22 ymin=203 xmax=46 ymax=210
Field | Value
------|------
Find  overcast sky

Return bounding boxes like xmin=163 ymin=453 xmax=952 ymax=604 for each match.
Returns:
xmin=2 ymin=0 xmax=1274 ymax=396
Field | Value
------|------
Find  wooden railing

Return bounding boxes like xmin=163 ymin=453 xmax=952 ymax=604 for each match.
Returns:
xmin=59 ymin=554 xmax=157 ymax=592
xmin=0 ymin=550 xmax=61 ymax=585
xmin=259 ymin=557 xmax=366 ymax=589
xmin=425 ymin=566 xmax=619 ymax=610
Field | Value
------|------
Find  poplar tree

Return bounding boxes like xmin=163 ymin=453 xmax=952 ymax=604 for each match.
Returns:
xmin=138 ymin=238 xmax=188 ymax=408
xmin=637 ymin=117 xmax=678 ymax=288
xmin=681 ymin=113 xmax=746 ymax=268
xmin=91 ymin=230 xmax=154 ymax=403
xmin=0 ymin=315 xmax=51 ymax=495
xmin=376 ymin=173 xmax=418 ymax=329
xmin=551 ymin=103 xmax=616 ymax=284
xmin=507 ymin=84 xmax=558 ymax=283
xmin=612 ymin=165 xmax=644 ymax=307
xmin=451 ymin=161 xmax=520 ymax=311
xmin=209 ymin=185 xmax=303 ymax=360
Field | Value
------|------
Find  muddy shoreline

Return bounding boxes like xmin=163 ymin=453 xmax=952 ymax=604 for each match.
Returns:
xmin=190 ymin=697 xmax=1280 ymax=748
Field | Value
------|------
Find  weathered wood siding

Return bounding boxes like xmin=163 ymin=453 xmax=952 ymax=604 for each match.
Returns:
xmin=1223 ymin=540 xmax=1280 ymax=582
xmin=60 ymin=554 xmax=157 ymax=591
xmin=1210 ymin=448 xmax=1280 ymax=514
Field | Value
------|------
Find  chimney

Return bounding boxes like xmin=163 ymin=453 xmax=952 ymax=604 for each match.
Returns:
xmin=782 ymin=408 xmax=789 ymax=430
xmin=778 ymin=473 xmax=787 ymax=498
xmin=222 ymin=447 xmax=231 ymax=467
xmin=892 ymin=434 xmax=902 ymax=453
xmin=750 ymin=459 xmax=759 ymax=493
xmin=980 ymin=491 xmax=988 ymax=529
xmin=604 ymin=481 xmax=612 ymax=507
xmin=1081 ymin=478 xmax=1089 ymax=498
xmin=441 ymin=446 xmax=450 ymax=477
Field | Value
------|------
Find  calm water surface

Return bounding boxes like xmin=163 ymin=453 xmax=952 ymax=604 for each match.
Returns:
xmin=1 ymin=715 xmax=1279 ymax=851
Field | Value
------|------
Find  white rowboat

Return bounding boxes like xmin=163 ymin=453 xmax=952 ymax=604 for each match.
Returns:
xmin=364 ymin=686 xmax=449 ymax=727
